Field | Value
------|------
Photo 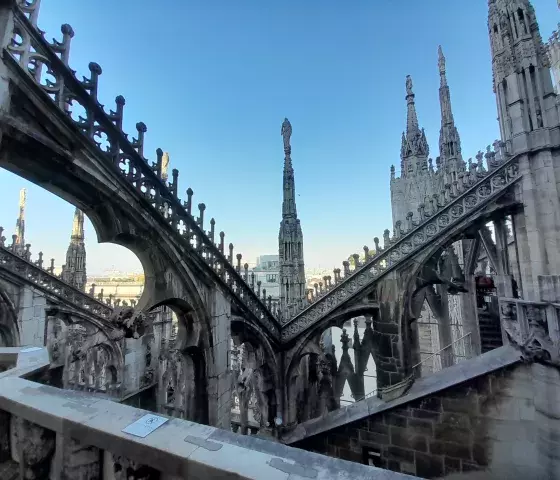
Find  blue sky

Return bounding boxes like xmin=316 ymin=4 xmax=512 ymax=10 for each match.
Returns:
xmin=0 ymin=0 xmax=558 ymax=274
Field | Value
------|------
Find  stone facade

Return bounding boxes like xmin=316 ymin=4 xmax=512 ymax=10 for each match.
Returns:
xmin=292 ymin=362 xmax=543 ymax=479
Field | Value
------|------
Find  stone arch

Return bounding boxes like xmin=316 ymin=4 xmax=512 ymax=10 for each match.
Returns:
xmin=0 ymin=287 xmax=19 ymax=346
xmin=231 ymin=316 xmax=280 ymax=416
xmin=52 ymin=311 xmax=125 ymax=392
xmin=152 ymin=299 xmax=212 ymax=424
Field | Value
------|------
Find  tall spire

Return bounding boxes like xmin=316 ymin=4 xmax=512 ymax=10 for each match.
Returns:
xmin=61 ymin=208 xmax=87 ymax=291
xmin=488 ymin=0 xmax=558 ymax=143
xmin=437 ymin=46 xmax=462 ymax=174
xmin=278 ymin=118 xmax=306 ymax=318
xmin=400 ymin=76 xmax=429 ymax=177
xmin=14 ymin=188 xmax=26 ymax=255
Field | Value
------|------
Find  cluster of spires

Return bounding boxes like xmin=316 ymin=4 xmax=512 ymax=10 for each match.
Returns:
xmin=9 ymin=1 xmax=277 ymax=320
xmin=295 ymin=138 xmax=509 ymax=313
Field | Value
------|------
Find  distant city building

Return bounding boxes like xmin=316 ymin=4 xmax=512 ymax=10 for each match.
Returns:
xmin=86 ymin=272 xmax=144 ymax=305
xmin=250 ymin=255 xmax=280 ymax=301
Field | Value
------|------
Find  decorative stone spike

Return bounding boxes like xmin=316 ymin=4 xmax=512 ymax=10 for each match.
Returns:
xmin=85 ymin=62 xmax=102 ymax=103
xmin=198 ymin=203 xmax=206 ymax=230
xmin=89 ymin=283 xmax=96 ymax=296
xmin=267 ymin=295 xmax=272 ymax=310
xmin=228 ymin=243 xmax=234 ymax=264
xmin=36 ymin=251 xmax=43 ymax=268
xmin=318 ymin=282 xmax=323 ymax=293
xmin=343 ymin=260 xmax=350 ymax=277
xmin=48 ymin=258 xmax=55 ymax=275
xmin=251 ymin=272 xmax=255 ymax=290
xmin=98 ymin=288 xmax=104 ymax=301
xmin=363 ymin=246 xmax=370 ymax=262
xmin=209 ymin=218 xmax=216 ymax=243
xmin=155 ymin=148 xmax=163 ymax=178
xmin=340 ymin=328 xmax=350 ymax=350
xmin=452 ymin=181 xmax=459 ymax=197
xmin=352 ymin=254 xmax=360 ymax=269
xmin=133 ymin=122 xmax=147 ymax=158
xmin=0 ymin=226 xmax=4 ymax=247
xmin=219 ymin=231 xmax=225 ymax=254
xmin=25 ymin=244 xmax=31 ymax=260
xmin=327 ymin=275 xmax=332 ymax=287
xmin=10 ymin=234 xmax=17 ymax=251
xmin=383 ymin=229 xmax=390 ymax=249
xmin=390 ymin=165 xmax=395 ymax=180
xmin=406 ymin=212 xmax=414 ymax=231
xmin=352 ymin=319 xmax=360 ymax=349
xmin=236 ymin=253 xmax=242 ymax=273
xmin=323 ymin=276 xmax=329 ymax=290
xmin=108 ymin=293 xmax=114 ymax=306
xmin=395 ymin=221 xmax=403 ymax=239
xmin=171 ymin=169 xmax=178 ymax=196
xmin=418 ymin=204 xmax=425 ymax=221
xmin=186 ymin=188 xmax=194 ymax=215
xmin=257 ymin=281 xmax=261 ymax=297
xmin=110 ymin=95 xmax=126 ymax=130
xmin=244 ymin=263 xmax=249 ymax=281
xmin=314 ymin=283 xmax=319 ymax=297
xmin=374 ymin=237 xmax=380 ymax=253
xmin=50 ymin=24 xmax=75 ymax=67
xmin=262 ymin=288 xmax=266 ymax=301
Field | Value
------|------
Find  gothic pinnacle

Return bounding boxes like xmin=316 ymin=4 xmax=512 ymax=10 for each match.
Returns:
xmin=438 ymin=45 xmax=447 ymax=87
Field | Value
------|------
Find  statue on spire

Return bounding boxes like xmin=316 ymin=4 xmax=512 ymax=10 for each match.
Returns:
xmin=405 ymin=75 xmax=413 ymax=96
xmin=281 ymin=118 xmax=292 ymax=152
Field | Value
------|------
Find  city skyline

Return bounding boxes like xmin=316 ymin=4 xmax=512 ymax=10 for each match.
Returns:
xmin=0 ymin=0 xmax=558 ymax=275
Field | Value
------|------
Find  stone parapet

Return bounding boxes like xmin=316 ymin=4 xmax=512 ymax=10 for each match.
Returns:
xmin=0 ymin=347 xmax=419 ymax=480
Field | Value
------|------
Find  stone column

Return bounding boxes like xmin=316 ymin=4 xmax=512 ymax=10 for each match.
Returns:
xmin=51 ymin=435 xmax=102 ymax=480
xmin=375 ymin=273 xmax=412 ymax=400
xmin=206 ymin=289 xmax=232 ymax=429
xmin=13 ymin=417 xmax=56 ymax=480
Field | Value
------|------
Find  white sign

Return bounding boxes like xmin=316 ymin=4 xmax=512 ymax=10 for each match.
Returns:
xmin=20 ymin=347 xmax=42 ymax=353
xmin=122 ymin=414 xmax=169 ymax=438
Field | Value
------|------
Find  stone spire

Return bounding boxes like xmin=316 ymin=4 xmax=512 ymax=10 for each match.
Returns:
xmin=278 ymin=118 xmax=306 ymax=318
xmin=400 ymin=76 xmax=429 ymax=177
xmin=437 ymin=46 xmax=463 ymax=179
xmin=488 ymin=0 xmax=558 ymax=143
xmin=61 ymin=208 xmax=87 ymax=291
xmin=14 ymin=188 xmax=26 ymax=255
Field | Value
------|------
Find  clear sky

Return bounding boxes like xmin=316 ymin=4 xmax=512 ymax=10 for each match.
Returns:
xmin=0 ymin=0 xmax=558 ymax=275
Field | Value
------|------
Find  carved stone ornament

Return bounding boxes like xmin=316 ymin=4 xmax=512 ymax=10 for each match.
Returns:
xmin=501 ymin=300 xmax=560 ymax=367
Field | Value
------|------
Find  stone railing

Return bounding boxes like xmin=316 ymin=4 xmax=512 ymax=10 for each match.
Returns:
xmin=0 ymin=241 xmax=112 ymax=319
xmin=281 ymin=149 xmax=521 ymax=341
xmin=4 ymin=1 xmax=279 ymax=338
xmin=499 ymin=297 xmax=560 ymax=365
xmin=0 ymin=347 xmax=417 ymax=479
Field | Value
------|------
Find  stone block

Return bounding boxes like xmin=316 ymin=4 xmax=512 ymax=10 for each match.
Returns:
xmin=359 ymin=428 xmax=388 ymax=446
xmin=441 ymin=397 xmax=477 ymax=415
xmin=440 ymin=412 xmax=472 ymax=429
xmin=444 ymin=456 xmax=461 ymax=474
xmin=385 ymin=413 xmax=408 ymax=428
xmin=434 ymin=423 xmax=472 ymax=443
xmin=418 ymin=396 xmax=442 ymax=412
xmin=429 ymin=440 xmax=471 ymax=460
xmin=408 ymin=418 xmax=434 ymax=437
xmin=415 ymin=452 xmax=444 ymax=478
xmin=367 ymin=419 xmax=389 ymax=435
xmin=387 ymin=445 xmax=414 ymax=464
xmin=411 ymin=409 xmax=440 ymax=421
